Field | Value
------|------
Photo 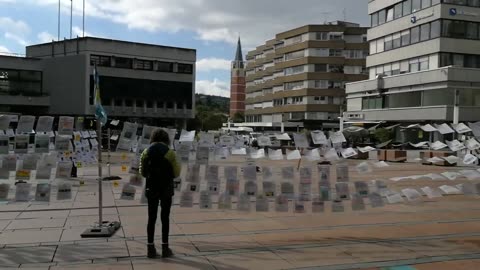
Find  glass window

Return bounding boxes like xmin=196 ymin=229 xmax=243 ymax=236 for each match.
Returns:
xmin=377 ymin=38 xmax=385 ymax=53
xmin=393 ymin=33 xmax=401 ymax=48
xmin=430 ymin=20 xmax=441 ymax=38
xmin=444 ymin=20 xmax=466 ymax=38
xmin=403 ymin=0 xmax=412 ymax=16
xmin=420 ymin=23 xmax=430 ymax=41
xmin=394 ymin=3 xmax=403 ymax=19
xmin=466 ymin=22 xmax=478 ymax=39
xmin=384 ymin=63 xmax=392 ymax=76
xmin=158 ymin=61 xmax=173 ymax=72
xmin=412 ymin=0 xmax=421 ymax=12
xmin=440 ymin=53 xmax=453 ymax=67
xmin=392 ymin=62 xmax=401 ymax=75
xmin=419 ymin=57 xmax=429 ymax=70
xmin=421 ymin=0 xmax=431 ymax=9
xmin=465 ymin=55 xmax=480 ymax=68
xmin=409 ymin=58 xmax=420 ymax=72
xmin=401 ymin=30 xmax=411 ymax=46
xmin=370 ymin=41 xmax=377 ymax=54
xmin=384 ymin=35 xmax=393 ymax=51
xmin=386 ymin=8 xmax=394 ymax=22
xmin=378 ymin=9 xmax=386 ymax=25
xmin=314 ymin=64 xmax=327 ymax=72
xmin=90 ymin=55 xmax=111 ymax=67
xmin=134 ymin=59 xmax=153 ymax=70
xmin=411 ymin=26 xmax=420 ymax=43
xmin=114 ymin=57 xmax=132 ymax=69
xmin=376 ymin=66 xmax=384 ymax=75
xmin=371 ymin=13 xmax=378 ymax=27
xmin=453 ymin=54 xmax=464 ymax=67
xmin=177 ymin=63 xmax=193 ymax=74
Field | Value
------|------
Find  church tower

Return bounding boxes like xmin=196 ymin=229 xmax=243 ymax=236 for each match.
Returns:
xmin=229 ymin=37 xmax=246 ymax=118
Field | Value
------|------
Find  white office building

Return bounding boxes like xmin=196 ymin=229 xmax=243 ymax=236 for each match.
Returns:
xmin=345 ymin=0 xmax=480 ymax=124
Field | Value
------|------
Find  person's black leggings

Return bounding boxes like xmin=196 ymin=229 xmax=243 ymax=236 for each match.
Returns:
xmin=147 ymin=192 xmax=172 ymax=244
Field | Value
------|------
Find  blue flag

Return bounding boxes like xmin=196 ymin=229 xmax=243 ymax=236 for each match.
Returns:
xmin=93 ymin=65 xmax=107 ymax=126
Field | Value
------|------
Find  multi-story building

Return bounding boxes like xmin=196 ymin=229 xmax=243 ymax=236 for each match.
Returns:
xmin=345 ymin=0 xmax=480 ymax=124
xmin=0 ymin=37 xmax=196 ymax=128
xmin=243 ymin=21 xmax=368 ymax=131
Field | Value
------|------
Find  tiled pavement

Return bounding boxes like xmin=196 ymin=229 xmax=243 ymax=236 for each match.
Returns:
xmin=0 ymin=157 xmax=479 ymax=269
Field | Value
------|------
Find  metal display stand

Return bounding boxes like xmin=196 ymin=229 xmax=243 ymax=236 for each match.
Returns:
xmin=81 ymin=120 xmax=120 ymax=238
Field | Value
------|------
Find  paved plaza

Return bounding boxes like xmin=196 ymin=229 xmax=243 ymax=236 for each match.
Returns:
xmin=0 ymin=154 xmax=479 ymax=270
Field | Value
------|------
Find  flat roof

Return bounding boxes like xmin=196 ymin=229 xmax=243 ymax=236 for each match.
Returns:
xmin=26 ymin=36 xmax=196 ymax=52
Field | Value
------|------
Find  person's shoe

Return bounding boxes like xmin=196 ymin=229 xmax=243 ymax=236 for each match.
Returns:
xmin=147 ymin=244 xmax=159 ymax=258
xmin=162 ymin=243 xmax=174 ymax=258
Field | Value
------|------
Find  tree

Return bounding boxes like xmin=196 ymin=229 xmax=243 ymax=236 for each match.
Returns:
xmin=232 ymin=112 xmax=245 ymax=123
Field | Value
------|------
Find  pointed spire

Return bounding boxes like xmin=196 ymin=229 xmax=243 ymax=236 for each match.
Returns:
xmin=234 ymin=37 xmax=243 ymax=62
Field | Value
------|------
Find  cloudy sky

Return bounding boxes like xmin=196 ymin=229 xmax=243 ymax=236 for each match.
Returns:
xmin=0 ymin=0 xmax=368 ymax=97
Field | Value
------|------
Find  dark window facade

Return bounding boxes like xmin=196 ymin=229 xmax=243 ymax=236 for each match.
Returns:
xmin=177 ymin=63 xmax=193 ymax=74
xmin=134 ymin=59 xmax=153 ymax=70
xmin=89 ymin=75 xmax=193 ymax=109
xmin=157 ymin=61 xmax=174 ymax=72
xmin=0 ymin=69 xmax=43 ymax=96
xmin=114 ymin=57 xmax=133 ymax=69
xmin=90 ymin=55 xmax=111 ymax=67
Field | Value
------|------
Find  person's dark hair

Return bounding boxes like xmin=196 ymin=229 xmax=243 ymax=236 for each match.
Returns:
xmin=150 ymin=128 xmax=170 ymax=145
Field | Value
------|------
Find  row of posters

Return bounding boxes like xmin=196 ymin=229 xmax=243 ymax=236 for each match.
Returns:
xmin=0 ymin=182 xmax=72 ymax=202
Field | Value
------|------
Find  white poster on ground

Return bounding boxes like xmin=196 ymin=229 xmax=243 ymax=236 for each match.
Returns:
xmin=15 ymin=183 xmax=31 ymax=202
xmin=17 ymin=115 xmax=35 ymax=134
xmin=311 ymin=131 xmax=327 ymax=145
xmin=268 ymin=149 xmax=283 ymax=160
xmin=14 ymin=135 xmax=29 ymax=154
xmin=293 ymin=133 xmax=309 ymax=148
xmin=35 ymin=183 xmax=51 ymax=202
xmin=218 ymin=193 xmax=232 ymax=210
xmin=179 ymin=130 xmax=195 ymax=142
xmin=36 ymin=116 xmax=54 ymax=133
xmin=34 ymin=134 xmax=50 ymax=153
xmin=275 ymin=195 xmax=289 ymax=212
xmin=58 ymin=116 xmax=75 ymax=135
xmin=120 ymin=184 xmax=136 ymax=200
xmin=56 ymin=182 xmax=72 ymax=200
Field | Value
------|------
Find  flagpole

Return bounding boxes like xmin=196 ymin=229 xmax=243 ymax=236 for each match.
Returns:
xmin=57 ymin=0 xmax=60 ymax=41
xmin=97 ymin=113 xmax=103 ymax=226
xmin=70 ymin=0 xmax=73 ymax=39
xmin=82 ymin=0 xmax=85 ymax=37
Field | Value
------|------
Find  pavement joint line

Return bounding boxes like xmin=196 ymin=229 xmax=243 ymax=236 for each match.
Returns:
xmin=3 ymin=219 xmax=480 ymax=247
xmin=288 ymin=252 xmax=480 ymax=270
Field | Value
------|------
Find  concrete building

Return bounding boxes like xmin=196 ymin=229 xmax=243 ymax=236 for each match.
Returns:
xmin=345 ymin=0 xmax=480 ymax=124
xmin=243 ymin=22 xmax=368 ymax=131
xmin=0 ymin=37 xmax=196 ymax=128
xmin=230 ymin=38 xmax=246 ymax=118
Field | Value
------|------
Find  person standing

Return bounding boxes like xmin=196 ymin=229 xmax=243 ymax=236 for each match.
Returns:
xmin=140 ymin=129 xmax=180 ymax=258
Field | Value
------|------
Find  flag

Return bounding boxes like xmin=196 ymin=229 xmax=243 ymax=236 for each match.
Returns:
xmin=93 ymin=65 xmax=107 ymax=126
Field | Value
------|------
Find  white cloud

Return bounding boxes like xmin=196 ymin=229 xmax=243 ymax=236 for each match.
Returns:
xmin=26 ymin=0 xmax=369 ymax=48
xmin=197 ymin=58 xmax=231 ymax=72
xmin=5 ymin=32 xmax=27 ymax=46
xmin=196 ymin=79 xmax=230 ymax=98
xmin=0 ymin=45 xmax=11 ymax=55
xmin=0 ymin=17 xmax=30 ymax=35
xmin=72 ymin=26 xmax=93 ymax=38
xmin=37 ymin=31 xmax=56 ymax=43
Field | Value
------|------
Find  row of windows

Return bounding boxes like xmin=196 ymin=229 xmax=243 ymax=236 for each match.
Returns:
xmin=104 ymin=99 xmax=192 ymax=110
xmin=439 ymin=52 xmax=480 ymax=68
xmin=370 ymin=19 xmax=480 ymax=55
xmin=89 ymin=55 xmax=193 ymax=74
xmin=370 ymin=0 xmax=480 ymax=28
xmin=362 ymin=88 xmax=480 ymax=110
xmin=372 ymin=55 xmax=432 ymax=77
xmin=371 ymin=0 xmax=442 ymax=27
